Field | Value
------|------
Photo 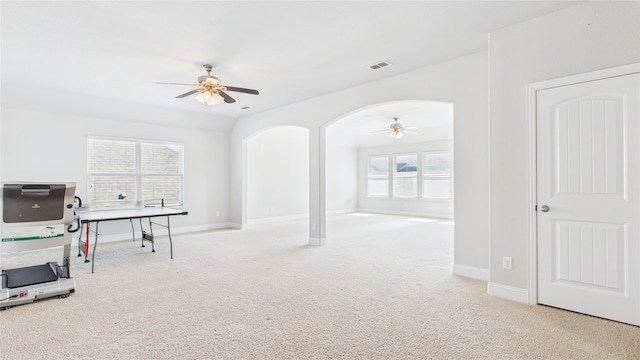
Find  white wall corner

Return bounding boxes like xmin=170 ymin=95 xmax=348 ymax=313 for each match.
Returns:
xmin=309 ymin=237 xmax=326 ymax=246
xmin=229 ymin=222 xmax=245 ymax=230
xmin=453 ymin=264 xmax=489 ymax=281
xmin=487 ymin=282 xmax=530 ymax=304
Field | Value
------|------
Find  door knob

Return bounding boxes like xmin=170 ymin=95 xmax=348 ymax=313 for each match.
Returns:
xmin=540 ymin=205 xmax=550 ymax=212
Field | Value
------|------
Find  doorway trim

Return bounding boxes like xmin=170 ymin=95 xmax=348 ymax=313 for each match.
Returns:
xmin=526 ymin=63 xmax=640 ymax=305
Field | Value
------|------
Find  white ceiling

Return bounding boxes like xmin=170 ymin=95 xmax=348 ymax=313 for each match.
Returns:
xmin=1 ymin=1 xmax=579 ymax=134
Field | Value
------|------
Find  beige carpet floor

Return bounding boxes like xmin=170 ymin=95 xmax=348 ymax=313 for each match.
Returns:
xmin=1 ymin=213 xmax=639 ymax=359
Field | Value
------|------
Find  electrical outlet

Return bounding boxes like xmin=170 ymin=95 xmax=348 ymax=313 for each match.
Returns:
xmin=502 ymin=256 xmax=513 ymax=270
xmin=216 ymin=211 xmax=220 ymax=217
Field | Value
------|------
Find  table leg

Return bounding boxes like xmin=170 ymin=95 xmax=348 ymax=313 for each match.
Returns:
xmin=91 ymin=222 xmax=99 ymax=273
xmin=149 ymin=217 xmax=155 ymax=253
xmin=167 ymin=215 xmax=173 ymax=259
xmin=85 ymin=223 xmax=90 ymax=263
xmin=139 ymin=218 xmax=145 ymax=248
xmin=129 ymin=219 xmax=135 ymax=242
xmin=77 ymin=222 xmax=84 ymax=257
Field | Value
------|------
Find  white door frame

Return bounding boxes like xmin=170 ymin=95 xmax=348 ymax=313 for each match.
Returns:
xmin=526 ymin=63 xmax=640 ymax=305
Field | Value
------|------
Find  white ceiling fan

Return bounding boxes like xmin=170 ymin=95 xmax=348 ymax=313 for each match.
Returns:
xmin=371 ymin=117 xmax=419 ymax=139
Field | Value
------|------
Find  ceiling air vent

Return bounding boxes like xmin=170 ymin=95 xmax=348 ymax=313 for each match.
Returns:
xmin=369 ymin=60 xmax=392 ymax=70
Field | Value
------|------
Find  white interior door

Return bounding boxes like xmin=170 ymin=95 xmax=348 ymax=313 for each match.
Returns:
xmin=537 ymin=72 xmax=640 ymax=326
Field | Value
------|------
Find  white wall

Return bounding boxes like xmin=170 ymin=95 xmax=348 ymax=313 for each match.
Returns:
xmin=246 ymin=126 xmax=309 ymax=223
xmin=358 ymin=140 xmax=453 ymax=218
xmin=488 ymin=1 xmax=640 ymax=297
xmin=326 ymin=145 xmax=358 ymax=214
xmin=231 ymin=51 xmax=489 ymax=271
xmin=246 ymin=126 xmax=357 ymax=224
xmin=0 ymin=107 xmax=231 ymax=241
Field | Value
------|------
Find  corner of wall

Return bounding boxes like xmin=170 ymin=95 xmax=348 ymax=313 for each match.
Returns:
xmin=487 ymin=282 xmax=530 ymax=304
xmin=453 ymin=264 xmax=489 ymax=281
xmin=309 ymin=237 xmax=326 ymax=246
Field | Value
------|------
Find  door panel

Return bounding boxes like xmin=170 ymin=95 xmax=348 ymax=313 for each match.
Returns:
xmin=537 ymin=73 xmax=640 ymax=326
xmin=553 ymin=220 xmax=625 ymax=291
xmin=553 ymin=96 xmax=624 ymax=196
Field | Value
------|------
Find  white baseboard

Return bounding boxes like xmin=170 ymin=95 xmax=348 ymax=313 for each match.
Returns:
xmin=487 ymin=282 xmax=529 ymax=304
xmin=71 ymin=222 xmax=235 ymax=245
xmin=356 ymin=208 xmax=453 ymax=220
xmin=171 ymin=223 xmax=235 ymax=234
xmin=326 ymin=208 xmax=357 ymax=216
xmin=453 ymin=264 xmax=489 ymax=281
xmin=247 ymin=213 xmax=308 ymax=225
xmin=309 ymin=237 xmax=326 ymax=246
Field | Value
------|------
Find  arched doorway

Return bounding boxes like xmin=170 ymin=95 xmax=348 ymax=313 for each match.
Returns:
xmin=322 ymin=100 xmax=454 ymax=242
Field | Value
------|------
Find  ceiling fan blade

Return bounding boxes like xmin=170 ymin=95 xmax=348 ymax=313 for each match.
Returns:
xmin=175 ymin=89 xmax=201 ymax=98
xmin=224 ymin=86 xmax=259 ymax=95
xmin=404 ymin=130 xmax=419 ymax=135
xmin=157 ymin=82 xmax=199 ymax=86
xmin=218 ymin=90 xmax=236 ymax=103
xmin=404 ymin=126 xmax=419 ymax=130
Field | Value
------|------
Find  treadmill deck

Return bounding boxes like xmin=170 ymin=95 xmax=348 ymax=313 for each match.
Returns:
xmin=2 ymin=263 xmax=58 ymax=288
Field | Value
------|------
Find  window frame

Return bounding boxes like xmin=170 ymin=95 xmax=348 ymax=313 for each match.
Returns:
xmin=367 ymin=155 xmax=390 ymax=197
xmin=422 ymin=150 xmax=452 ymax=199
xmin=87 ymin=135 xmax=185 ymax=208
xmin=393 ymin=152 xmax=418 ymax=198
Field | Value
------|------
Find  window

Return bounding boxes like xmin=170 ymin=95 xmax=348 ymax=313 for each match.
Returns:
xmin=367 ymin=149 xmax=452 ymax=200
xmin=393 ymin=153 xmax=418 ymax=198
xmin=87 ymin=136 xmax=184 ymax=207
xmin=423 ymin=151 xmax=451 ymax=199
xmin=367 ymin=156 xmax=389 ymax=197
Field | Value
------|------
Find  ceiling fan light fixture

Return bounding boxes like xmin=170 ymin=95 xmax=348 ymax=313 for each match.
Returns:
xmin=195 ymin=90 xmax=224 ymax=105
xmin=390 ymin=130 xmax=404 ymax=139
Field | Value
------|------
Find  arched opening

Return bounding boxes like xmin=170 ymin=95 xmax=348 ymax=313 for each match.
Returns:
xmin=245 ymin=126 xmax=310 ymax=225
xmin=323 ymin=99 xmax=454 ymax=244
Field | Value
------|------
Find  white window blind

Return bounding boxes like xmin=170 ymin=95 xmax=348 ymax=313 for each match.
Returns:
xmin=87 ymin=137 xmax=184 ymax=207
xmin=393 ymin=153 xmax=418 ymax=198
xmin=423 ymin=151 xmax=451 ymax=199
xmin=367 ymin=155 xmax=389 ymax=197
